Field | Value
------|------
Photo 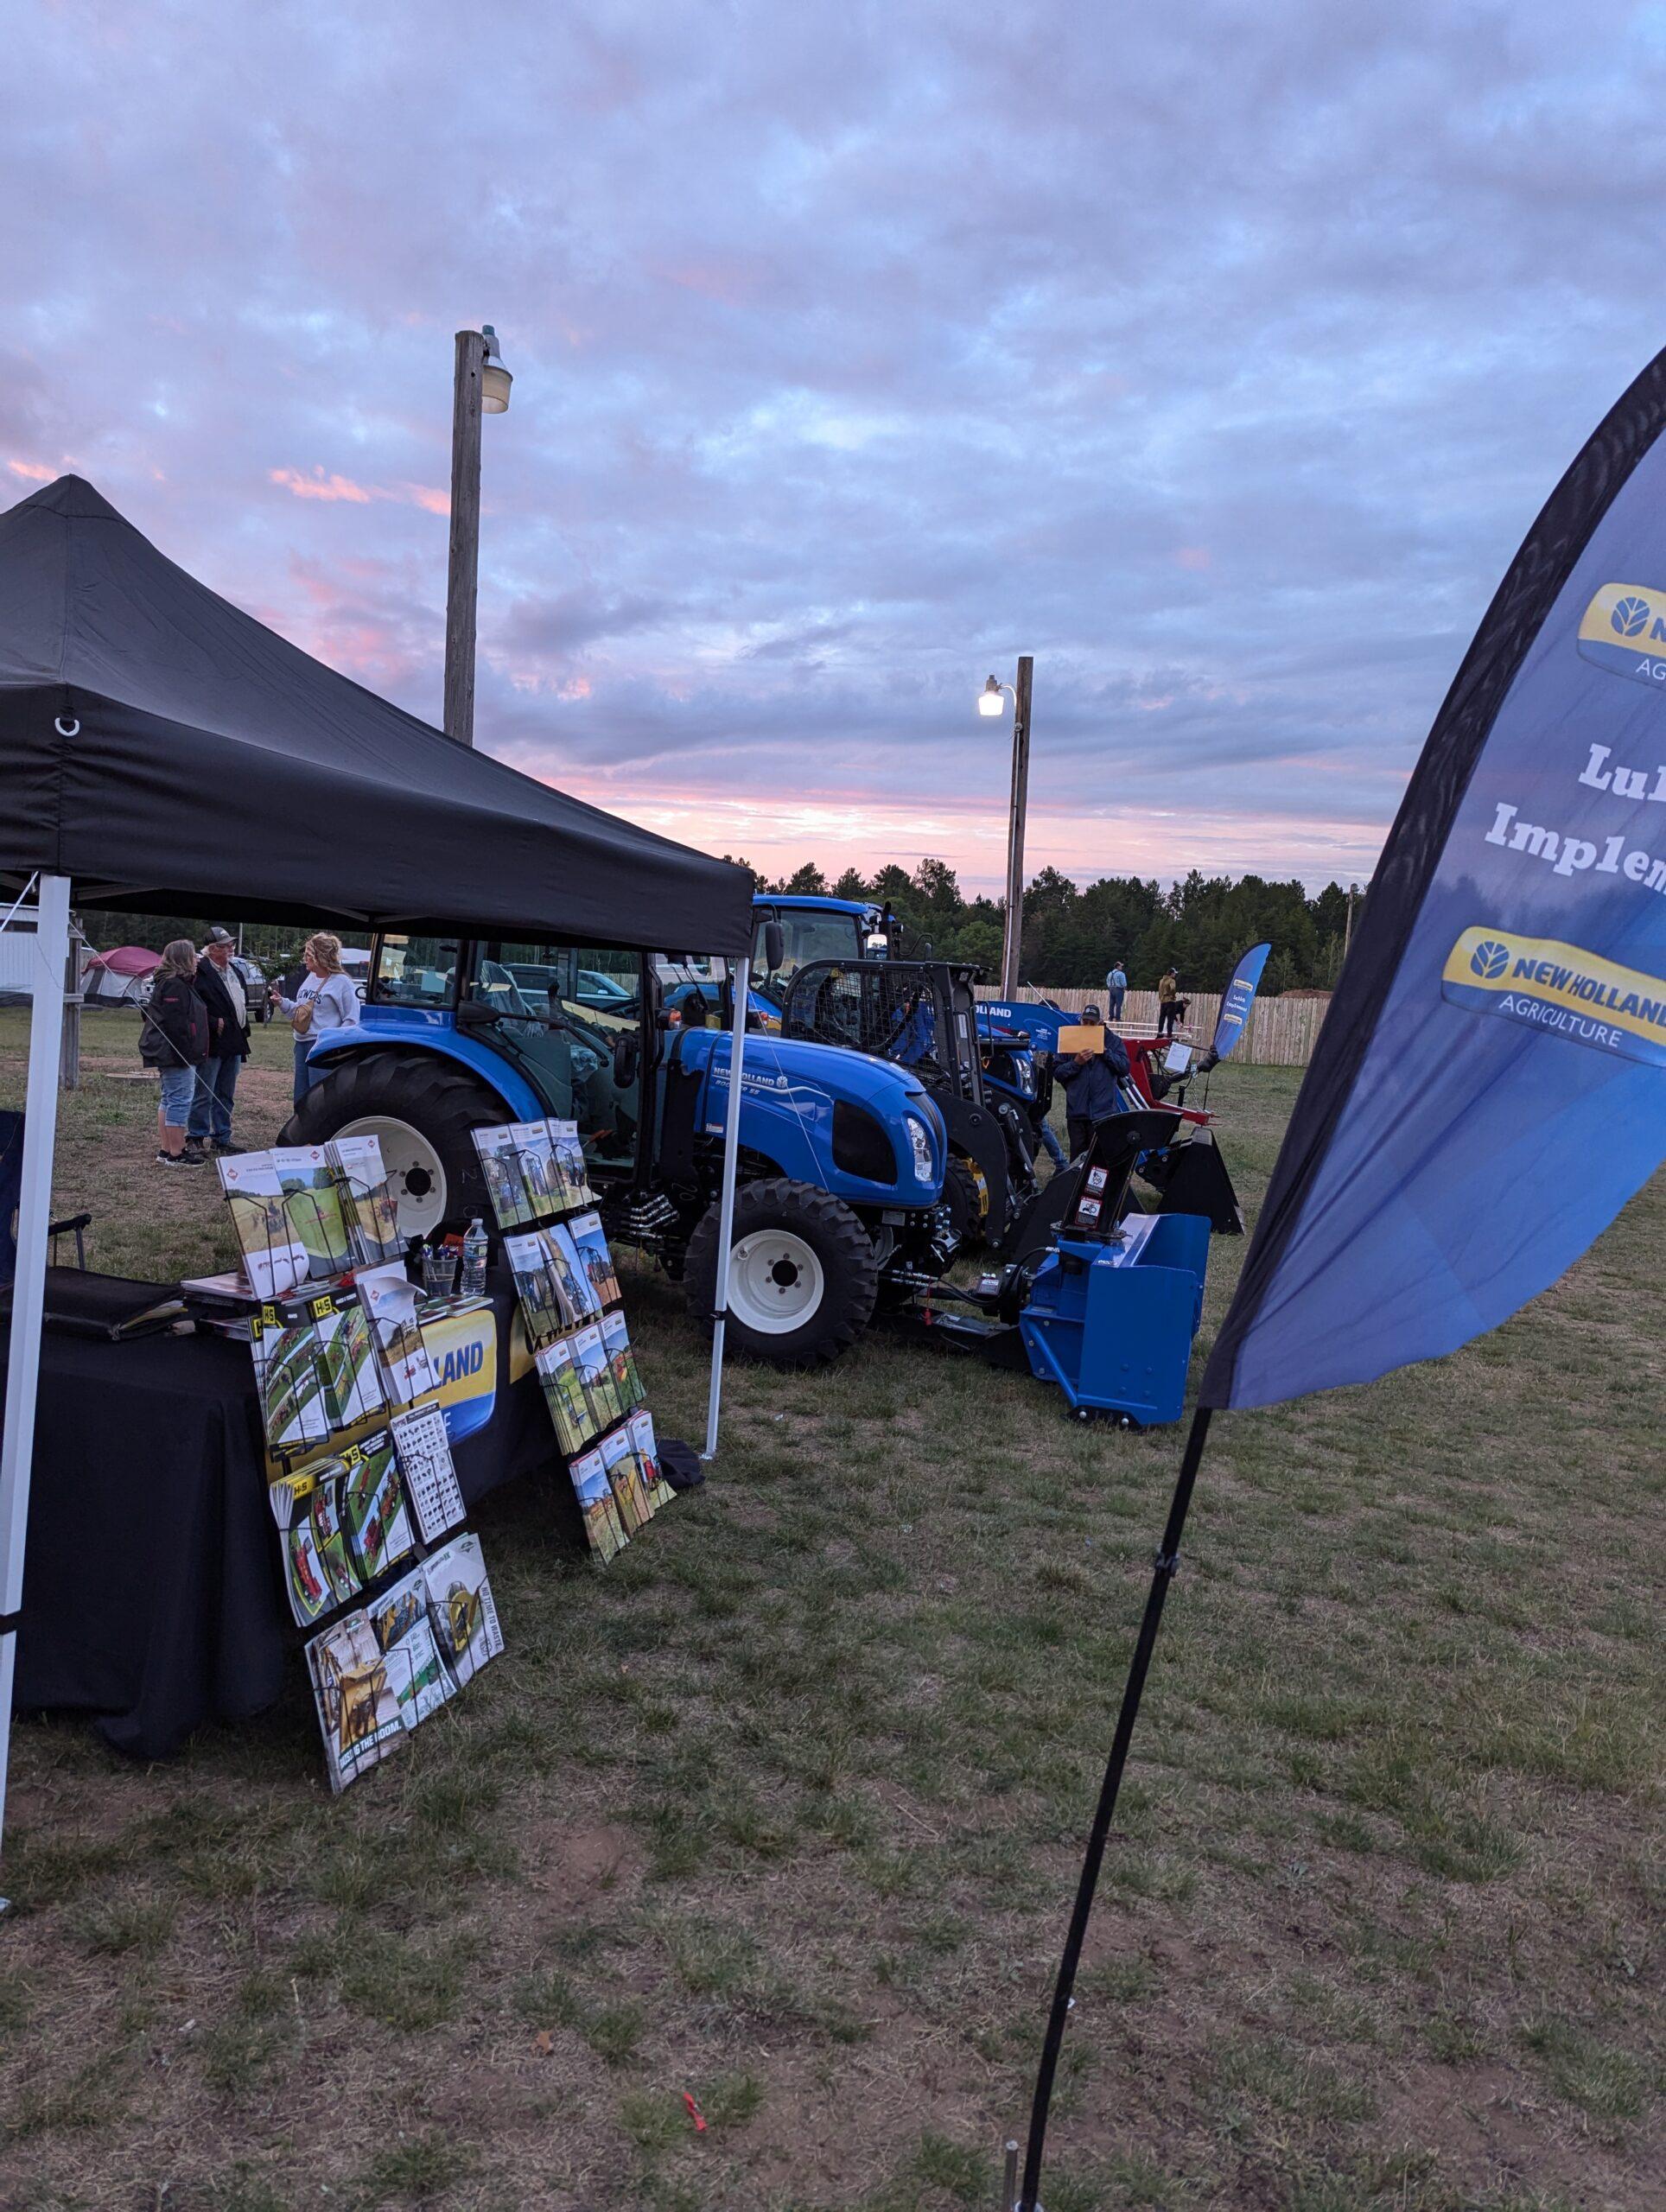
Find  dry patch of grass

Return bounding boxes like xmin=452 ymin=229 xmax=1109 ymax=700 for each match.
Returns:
xmin=0 ymin=1028 xmax=1660 ymax=2209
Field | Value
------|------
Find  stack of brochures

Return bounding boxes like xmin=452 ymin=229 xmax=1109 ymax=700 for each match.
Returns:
xmin=306 ymin=1533 xmax=504 ymax=1791
xmin=472 ymin=1118 xmax=672 ymax=1565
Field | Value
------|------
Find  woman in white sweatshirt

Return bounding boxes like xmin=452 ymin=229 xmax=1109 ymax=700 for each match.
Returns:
xmin=271 ymin=931 xmax=362 ymax=1108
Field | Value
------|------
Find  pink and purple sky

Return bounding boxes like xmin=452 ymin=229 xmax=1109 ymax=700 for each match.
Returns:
xmin=8 ymin=4 xmax=1666 ymax=893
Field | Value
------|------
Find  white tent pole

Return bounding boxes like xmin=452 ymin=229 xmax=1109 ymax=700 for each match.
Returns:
xmin=0 ymin=870 xmax=70 ymax=1900
xmin=702 ymin=952 xmax=751 ymax=1462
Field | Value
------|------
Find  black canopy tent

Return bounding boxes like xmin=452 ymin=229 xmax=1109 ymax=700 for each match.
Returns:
xmin=0 ymin=476 xmax=755 ymax=1874
xmin=0 ymin=475 xmax=752 ymax=950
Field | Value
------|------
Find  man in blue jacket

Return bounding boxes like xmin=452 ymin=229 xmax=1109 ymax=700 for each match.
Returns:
xmin=1052 ymin=1014 xmax=1132 ymax=1159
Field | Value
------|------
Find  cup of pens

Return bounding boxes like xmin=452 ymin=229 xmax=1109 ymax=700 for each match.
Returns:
xmin=422 ymin=1244 xmax=459 ymax=1298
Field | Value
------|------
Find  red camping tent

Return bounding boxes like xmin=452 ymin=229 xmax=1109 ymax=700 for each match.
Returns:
xmin=86 ymin=945 xmax=160 ymax=976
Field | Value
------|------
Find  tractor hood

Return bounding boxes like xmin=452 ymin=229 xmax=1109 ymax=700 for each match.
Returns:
xmin=674 ymin=1024 xmax=945 ymax=1205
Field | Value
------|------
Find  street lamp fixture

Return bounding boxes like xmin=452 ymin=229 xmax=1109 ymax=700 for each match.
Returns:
xmin=978 ymin=658 xmax=1035 ymax=995
xmin=480 ymin=324 xmax=512 ymax=414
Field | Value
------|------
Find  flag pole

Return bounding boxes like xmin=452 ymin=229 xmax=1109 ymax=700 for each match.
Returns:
xmin=1014 ymin=1405 xmax=1214 ymax=2211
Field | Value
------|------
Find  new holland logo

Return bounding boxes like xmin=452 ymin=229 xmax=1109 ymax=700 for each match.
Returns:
xmin=1578 ymin=582 xmax=1666 ymax=690
xmin=421 ymin=1305 xmax=499 ymax=1444
xmin=1442 ymin=925 xmax=1666 ymax=1068
xmin=1612 ymin=594 xmax=1652 ymax=638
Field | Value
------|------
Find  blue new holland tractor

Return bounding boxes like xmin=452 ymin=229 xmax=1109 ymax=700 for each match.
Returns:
xmin=280 ymin=931 xmax=953 ymax=1368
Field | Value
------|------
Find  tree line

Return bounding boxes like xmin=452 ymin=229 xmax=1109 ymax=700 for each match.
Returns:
xmin=730 ymin=856 xmax=1367 ymax=995
xmin=83 ymin=856 xmax=1368 ymax=999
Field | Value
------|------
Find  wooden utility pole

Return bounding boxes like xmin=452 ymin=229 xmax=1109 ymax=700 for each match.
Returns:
xmin=59 ymin=921 xmax=83 ymax=1093
xmin=999 ymin=655 xmax=1034 ymax=997
xmin=443 ymin=327 xmax=486 ymax=745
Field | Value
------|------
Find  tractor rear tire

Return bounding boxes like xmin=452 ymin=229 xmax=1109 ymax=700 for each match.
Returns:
xmin=282 ymin=1050 xmax=510 ymax=1243
xmin=685 ymin=1177 xmax=878 ymax=1368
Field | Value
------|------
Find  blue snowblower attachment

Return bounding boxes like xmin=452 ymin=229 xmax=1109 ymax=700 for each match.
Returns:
xmin=891 ymin=1109 xmax=1210 ymax=1427
xmin=1020 ymin=1210 xmax=1210 ymax=1427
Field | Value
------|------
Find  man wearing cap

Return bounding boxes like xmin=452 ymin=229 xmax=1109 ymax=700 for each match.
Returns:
xmin=186 ymin=928 xmax=251 ymax=1156
xmin=1051 ymin=1005 xmax=1134 ymax=1159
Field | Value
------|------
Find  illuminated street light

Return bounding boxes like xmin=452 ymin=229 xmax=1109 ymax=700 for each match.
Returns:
xmin=978 ymin=659 xmax=1035 ymax=995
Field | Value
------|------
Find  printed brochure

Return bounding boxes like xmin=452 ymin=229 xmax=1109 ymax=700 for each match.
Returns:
xmin=504 ymin=1230 xmax=567 ymax=1347
xmin=472 ymin=1124 xmax=536 ymax=1230
xmin=569 ymin=1211 xmax=621 ymax=1308
xmin=338 ymin=1431 xmax=415 ymax=1583
xmin=251 ymin=1303 xmax=333 ymax=1454
xmin=536 ymin=1333 xmax=597 ymax=1457
xmin=508 ymin=1120 xmax=562 ymax=1219
xmin=600 ymin=1421 xmax=652 ymax=1535
xmin=630 ymin=1406 xmax=675 ymax=1512
xmin=272 ymin=1147 xmax=354 ymax=1280
xmin=545 ymin=1222 xmax=599 ymax=1319
xmin=421 ymin=1533 xmax=504 ymax=1688
xmin=219 ymin=1154 xmax=313 ymax=1301
xmin=550 ymin=1119 xmax=595 ymax=1209
xmin=600 ymin=1309 xmax=644 ymax=1413
xmin=369 ymin=1567 xmax=458 ymax=1727
xmin=569 ymin=1446 xmax=629 ymax=1565
xmin=572 ymin=1321 xmax=620 ymax=1432
xmin=326 ymin=1133 xmax=405 ymax=1267
xmin=357 ymin=1261 xmax=436 ymax=1407
xmin=387 ymin=1402 xmax=466 ymax=1542
xmin=307 ymin=1610 xmax=407 ymax=1792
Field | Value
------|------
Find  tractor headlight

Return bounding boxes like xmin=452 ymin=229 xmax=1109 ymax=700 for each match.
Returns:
xmin=904 ymin=1112 xmax=935 ymax=1185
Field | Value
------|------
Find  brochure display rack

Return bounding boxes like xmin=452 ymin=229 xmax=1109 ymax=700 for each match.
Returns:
xmin=474 ymin=1118 xmax=671 ymax=1563
xmin=216 ymin=1136 xmax=505 ymax=1791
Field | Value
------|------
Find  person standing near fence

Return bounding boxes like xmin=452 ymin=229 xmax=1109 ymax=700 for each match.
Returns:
xmin=141 ymin=939 xmax=210 ymax=1167
xmin=270 ymin=931 xmax=361 ymax=1108
xmin=185 ymin=927 xmax=251 ymax=1156
xmin=1157 ymin=967 xmax=1180 ymax=1037
xmin=1104 ymin=960 xmax=1127 ymax=1023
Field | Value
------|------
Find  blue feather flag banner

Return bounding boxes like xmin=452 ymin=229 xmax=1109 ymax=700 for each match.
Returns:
xmin=1210 ymin=944 xmax=1270 ymax=1064
xmin=1204 ymin=353 xmax=1666 ymax=1412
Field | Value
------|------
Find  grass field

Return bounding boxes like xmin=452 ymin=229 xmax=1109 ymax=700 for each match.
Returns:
xmin=0 ymin=1008 xmax=1660 ymax=2211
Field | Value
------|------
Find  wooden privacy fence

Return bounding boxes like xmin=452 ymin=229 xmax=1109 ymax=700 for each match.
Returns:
xmin=974 ymin=985 xmax=1332 ymax=1067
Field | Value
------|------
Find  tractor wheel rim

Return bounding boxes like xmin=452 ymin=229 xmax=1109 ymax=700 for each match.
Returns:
xmin=336 ymin=1113 xmax=448 ymax=1239
xmin=728 ymin=1228 xmax=824 ymax=1334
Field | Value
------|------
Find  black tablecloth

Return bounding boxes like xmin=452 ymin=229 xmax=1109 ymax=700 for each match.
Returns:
xmin=3 ymin=1268 xmax=561 ymax=1758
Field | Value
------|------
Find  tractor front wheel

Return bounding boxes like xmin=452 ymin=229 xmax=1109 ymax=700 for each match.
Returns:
xmin=685 ymin=1177 xmax=878 ymax=1367
xmin=941 ymin=1154 xmax=989 ymax=1249
xmin=282 ymin=1050 xmax=510 ymax=1243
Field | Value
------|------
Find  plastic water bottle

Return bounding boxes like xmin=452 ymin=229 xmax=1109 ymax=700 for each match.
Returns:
xmin=460 ymin=1218 xmax=489 ymax=1298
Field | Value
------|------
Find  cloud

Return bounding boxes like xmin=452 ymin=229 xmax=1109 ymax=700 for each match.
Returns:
xmin=4 ymin=2 xmax=1664 ymax=892
xmin=270 ymin=467 xmax=373 ymax=504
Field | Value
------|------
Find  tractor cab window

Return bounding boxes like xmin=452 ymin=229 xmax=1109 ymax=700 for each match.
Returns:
xmin=467 ymin=943 xmax=642 ymax=1173
xmin=371 ymin=937 xmax=459 ymax=1008
xmin=751 ymin=906 xmax=868 ymax=1004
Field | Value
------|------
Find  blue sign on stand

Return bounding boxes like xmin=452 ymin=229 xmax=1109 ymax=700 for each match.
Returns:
xmin=1211 ymin=943 xmax=1270 ymax=1063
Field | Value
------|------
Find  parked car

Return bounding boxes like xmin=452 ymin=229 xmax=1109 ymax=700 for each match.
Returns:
xmin=504 ymin=962 xmax=638 ymax=1020
xmin=232 ymin=955 xmax=273 ymax=1023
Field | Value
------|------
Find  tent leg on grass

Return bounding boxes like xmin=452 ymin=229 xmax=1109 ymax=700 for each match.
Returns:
xmin=0 ymin=870 xmax=71 ymax=1906
xmin=702 ymin=953 xmax=752 ymax=1463
xmin=1014 ymin=1405 xmax=1214 ymax=2211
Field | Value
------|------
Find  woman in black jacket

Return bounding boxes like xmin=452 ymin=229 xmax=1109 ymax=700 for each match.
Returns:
xmin=141 ymin=938 xmax=211 ymax=1167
